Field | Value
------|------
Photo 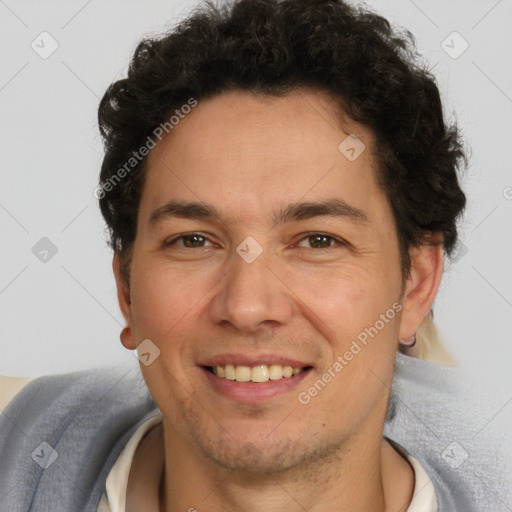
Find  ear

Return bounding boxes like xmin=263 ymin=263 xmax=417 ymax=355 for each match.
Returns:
xmin=113 ymin=251 xmax=136 ymax=350
xmin=398 ymin=243 xmax=444 ymax=342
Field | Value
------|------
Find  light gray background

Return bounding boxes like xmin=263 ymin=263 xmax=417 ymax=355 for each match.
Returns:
xmin=1 ymin=0 xmax=511 ymax=388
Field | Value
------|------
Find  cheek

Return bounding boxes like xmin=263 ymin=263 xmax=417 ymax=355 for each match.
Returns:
xmin=295 ymin=270 xmax=399 ymax=424
xmin=300 ymin=271 xmax=401 ymax=418
xmin=129 ymin=259 xmax=219 ymax=338
xmin=285 ymin=263 xmax=397 ymax=342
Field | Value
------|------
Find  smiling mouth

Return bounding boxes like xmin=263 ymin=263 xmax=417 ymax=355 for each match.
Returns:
xmin=205 ymin=364 xmax=312 ymax=383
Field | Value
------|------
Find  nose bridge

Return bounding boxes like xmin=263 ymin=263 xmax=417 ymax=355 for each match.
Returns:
xmin=209 ymin=243 xmax=293 ymax=332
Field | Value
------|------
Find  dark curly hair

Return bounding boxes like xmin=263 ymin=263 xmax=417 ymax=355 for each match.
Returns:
xmin=98 ymin=0 xmax=467 ymax=286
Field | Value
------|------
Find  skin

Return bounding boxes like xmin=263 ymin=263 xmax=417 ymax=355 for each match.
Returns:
xmin=114 ymin=89 xmax=444 ymax=511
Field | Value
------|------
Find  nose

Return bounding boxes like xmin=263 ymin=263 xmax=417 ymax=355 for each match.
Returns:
xmin=208 ymin=245 xmax=294 ymax=334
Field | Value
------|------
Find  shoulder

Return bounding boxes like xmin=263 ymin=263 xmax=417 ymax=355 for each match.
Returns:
xmin=1 ymin=365 xmax=149 ymax=409
xmin=385 ymin=353 xmax=512 ymax=510
xmin=0 ymin=365 xmax=158 ymax=511
xmin=0 ymin=365 xmax=153 ymax=433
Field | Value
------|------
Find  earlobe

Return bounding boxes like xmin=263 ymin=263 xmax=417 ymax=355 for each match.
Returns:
xmin=119 ymin=326 xmax=135 ymax=350
xmin=113 ymin=252 xmax=136 ymax=350
xmin=398 ymin=243 xmax=444 ymax=343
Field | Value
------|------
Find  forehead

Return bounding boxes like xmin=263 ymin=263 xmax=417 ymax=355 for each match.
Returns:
xmin=139 ymin=89 xmax=389 ymax=227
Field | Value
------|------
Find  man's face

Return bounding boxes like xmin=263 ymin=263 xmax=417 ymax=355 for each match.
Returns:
xmin=117 ymin=89 xmax=407 ymax=472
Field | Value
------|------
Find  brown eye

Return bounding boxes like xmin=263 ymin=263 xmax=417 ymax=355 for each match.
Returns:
xmin=164 ymin=233 xmax=213 ymax=248
xmin=296 ymin=233 xmax=344 ymax=250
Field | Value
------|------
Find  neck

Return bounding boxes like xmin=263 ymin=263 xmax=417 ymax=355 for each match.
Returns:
xmin=158 ymin=423 xmax=414 ymax=512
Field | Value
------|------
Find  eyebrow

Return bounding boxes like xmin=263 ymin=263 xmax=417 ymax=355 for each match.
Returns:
xmin=148 ymin=198 xmax=369 ymax=227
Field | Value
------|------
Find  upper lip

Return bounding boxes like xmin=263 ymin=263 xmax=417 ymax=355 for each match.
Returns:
xmin=199 ymin=353 xmax=311 ymax=368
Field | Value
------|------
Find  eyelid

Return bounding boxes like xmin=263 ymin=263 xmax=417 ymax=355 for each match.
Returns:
xmin=163 ymin=231 xmax=348 ymax=250
xmin=292 ymin=232 xmax=348 ymax=250
xmin=164 ymin=232 xmax=216 ymax=248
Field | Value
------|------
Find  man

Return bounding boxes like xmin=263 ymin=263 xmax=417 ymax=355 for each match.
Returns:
xmin=1 ymin=0 xmax=510 ymax=510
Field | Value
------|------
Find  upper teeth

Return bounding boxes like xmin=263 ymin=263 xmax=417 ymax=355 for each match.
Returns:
xmin=212 ymin=364 xmax=304 ymax=382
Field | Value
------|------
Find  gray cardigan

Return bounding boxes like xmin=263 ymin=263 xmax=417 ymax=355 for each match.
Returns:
xmin=0 ymin=354 xmax=510 ymax=511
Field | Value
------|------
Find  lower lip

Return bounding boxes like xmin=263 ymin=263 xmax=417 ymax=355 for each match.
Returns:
xmin=201 ymin=367 xmax=312 ymax=403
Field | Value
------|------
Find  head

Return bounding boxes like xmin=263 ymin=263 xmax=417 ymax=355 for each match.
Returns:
xmin=98 ymin=0 xmax=466 ymax=473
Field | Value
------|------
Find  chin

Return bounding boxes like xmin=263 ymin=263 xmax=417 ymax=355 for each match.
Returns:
xmin=195 ymin=432 xmax=342 ymax=475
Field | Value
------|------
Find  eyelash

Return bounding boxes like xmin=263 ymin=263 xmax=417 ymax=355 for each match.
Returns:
xmin=163 ymin=232 xmax=347 ymax=251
